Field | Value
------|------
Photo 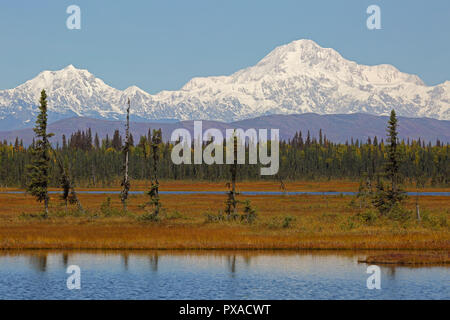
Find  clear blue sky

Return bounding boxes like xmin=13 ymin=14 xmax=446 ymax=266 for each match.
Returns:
xmin=0 ymin=0 xmax=449 ymax=93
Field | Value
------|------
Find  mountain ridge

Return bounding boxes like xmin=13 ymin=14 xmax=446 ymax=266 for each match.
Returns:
xmin=1 ymin=113 xmax=448 ymax=147
xmin=0 ymin=39 xmax=449 ymax=131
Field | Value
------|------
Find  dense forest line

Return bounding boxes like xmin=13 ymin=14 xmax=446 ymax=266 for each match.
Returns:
xmin=0 ymin=127 xmax=448 ymax=188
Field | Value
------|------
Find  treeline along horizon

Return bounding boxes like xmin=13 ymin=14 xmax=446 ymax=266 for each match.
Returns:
xmin=0 ymin=127 xmax=448 ymax=188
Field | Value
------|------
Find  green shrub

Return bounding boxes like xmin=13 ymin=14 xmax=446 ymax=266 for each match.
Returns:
xmin=266 ymin=216 xmax=295 ymax=229
xmin=422 ymin=211 xmax=448 ymax=229
xmin=340 ymin=217 xmax=358 ymax=230
xmin=439 ymin=215 xmax=448 ymax=228
xmin=355 ymin=209 xmax=379 ymax=225
xmin=204 ymin=211 xmax=225 ymax=223
xmin=164 ymin=210 xmax=185 ymax=220
xmin=282 ymin=216 xmax=295 ymax=228
xmin=348 ymin=198 xmax=358 ymax=208
xmin=52 ymin=208 xmax=84 ymax=218
xmin=386 ymin=203 xmax=412 ymax=222
xmin=240 ymin=200 xmax=257 ymax=224
xmin=319 ymin=212 xmax=338 ymax=222
xmin=204 ymin=200 xmax=258 ymax=224
xmin=138 ymin=211 xmax=161 ymax=222
xmin=18 ymin=212 xmax=47 ymax=220
xmin=100 ymin=197 xmax=123 ymax=217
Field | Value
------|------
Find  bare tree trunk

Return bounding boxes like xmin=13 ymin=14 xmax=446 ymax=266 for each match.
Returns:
xmin=416 ymin=203 xmax=421 ymax=221
xmin=121 ymin=99 xmax=131 ymax=212
xmin=231 ymin=167 xmax=237 ymax=216
xmin=416 ymin=191 xmax=421 ymax=221
xmin=91 ymin=162 xmax=96 ymax=187
xmin=149 ymin=129 xmax=162 ymax=218
xmin=44 ymin=196 xmax=49 ymax=217
xmin=278 ymin=175 xmax=287 ymax=195
xmin=231 ymin=132 xmax=238 ymax=217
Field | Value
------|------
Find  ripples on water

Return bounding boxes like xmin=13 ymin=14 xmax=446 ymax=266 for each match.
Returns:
xmin=0 ymin=250 xmax=448 ymax=300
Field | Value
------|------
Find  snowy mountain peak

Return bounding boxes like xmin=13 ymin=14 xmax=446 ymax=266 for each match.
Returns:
xmin=63 ymin=64 xmax=76 ymax=70
xmin=0 ymin=40 xmax=448 ymax=131
xmin=236 ymin=39 xmax=424 ymax=87
xmin=17 ymin=65 xmax=102 ymax=93
xmin=230 ymin=39 xmax=342 ymax=82
xmin=262 ymin=39 xmax=343 ymax=66
xmin=124 ymin=85 xmax=149 ymax=95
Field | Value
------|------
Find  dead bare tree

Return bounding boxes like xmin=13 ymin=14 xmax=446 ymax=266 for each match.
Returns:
xmin=225 ymin=130 xmax=238 ymax=220
xmin=277 ymin=174 xmax=287 ymax=195
xmin=141 ymin=128 xmax=163 ymax=220
xmin=415 ymin=175 xmax=426 ymax=221
xmin=120 ymin=98 xmax=131 ymax=211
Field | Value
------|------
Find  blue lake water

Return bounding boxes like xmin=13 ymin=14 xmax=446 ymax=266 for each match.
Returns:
xmin=1 ymin=191 xmax=449 ymax=196
xmin=0 ymin=251 xmax=448 ymax=300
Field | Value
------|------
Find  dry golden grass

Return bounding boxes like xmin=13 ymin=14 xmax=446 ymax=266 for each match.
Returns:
xmin=0 ymin=180 xmax=448 ymax=250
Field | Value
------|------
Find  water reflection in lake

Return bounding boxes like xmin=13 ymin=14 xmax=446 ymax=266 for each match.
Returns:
xmin=0 ymin=250 xmax=448 ymax=300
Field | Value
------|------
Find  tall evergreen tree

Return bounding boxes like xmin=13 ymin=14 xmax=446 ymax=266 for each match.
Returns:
xmin=26 ymin=90 xmax=54 ymax=216
xmin=374 ymin=110 xmax=406 ymax=214
xmin=62 ymin=134 xmax=67 ymax=149
xmin=94 ymin=133 xmax=100 ymax=149
xmin=112 ymin=130 xmax=122 ymax=151
xmin=385 ymin=110 xmax=406 ymax=205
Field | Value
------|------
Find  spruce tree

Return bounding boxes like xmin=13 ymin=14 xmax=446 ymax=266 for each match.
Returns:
xmin=26 ymin=90 xmax=54 ymax=217
xmin=94 ymin=133 xmax=100 ymax=149
xmin=385 ymin=110 xmax=406 ymax=206
xmin=373 ymin=110 xmax=406 ymax=214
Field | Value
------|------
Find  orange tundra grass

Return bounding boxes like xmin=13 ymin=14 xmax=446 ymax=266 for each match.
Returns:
xmin=0 ymin=180 xmax=448 ymax=250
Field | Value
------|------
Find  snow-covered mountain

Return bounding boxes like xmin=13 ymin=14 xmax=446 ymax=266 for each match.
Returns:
xmin=0 ymin=39 xmax=449 ymax=130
